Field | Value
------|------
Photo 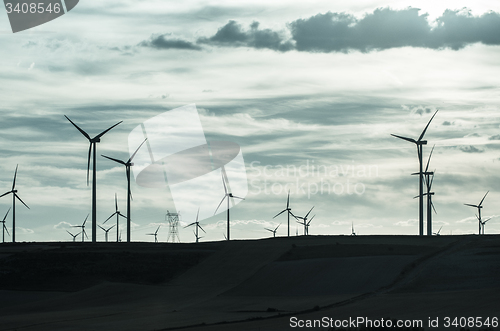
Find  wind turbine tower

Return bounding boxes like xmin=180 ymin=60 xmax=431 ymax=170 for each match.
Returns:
xmin=464 ymin=191 xmax=488 ymax=235
xmin=391 ymin=110 xmax=438 ymax=236
xmin=65 ymin=115 xmax=122 ymax=243
xmin=273 ymin=190 xmax=297 ymax=237
xmin=102 ymin=138 xmax=147 ymax=242
xmin=0 ymin=165 xmax=29 ymax=242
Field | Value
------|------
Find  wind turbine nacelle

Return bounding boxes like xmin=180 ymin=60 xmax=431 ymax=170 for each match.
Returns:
xmin=420 ymin=140 xmax=427 ymax=145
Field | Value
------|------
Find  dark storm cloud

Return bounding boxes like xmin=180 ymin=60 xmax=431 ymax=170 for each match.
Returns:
xmin=289 ymin=8 xmax=500 ymax=53
xmin=142 ymin=8 xmax=500 ymax=53
xmin=197 ymin=21 xmax=294 ymax=51
xmin=139 ymin=34 xmax=202 ymax=50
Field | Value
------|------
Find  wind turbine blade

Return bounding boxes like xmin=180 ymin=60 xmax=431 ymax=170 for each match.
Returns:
xmin=128 ymin=138 xmax=147 ymax=163
xmin=275 ymin=223 xmax=281 ymax=231
xmin=83 ymin=214 xmax=89 ymax=226
xmin=66 ymin=230 xmax=74 ymax=236
xmin=12 ymin=165 xmax=18 ymax=190
xmin=464 ymin=203 xmax=478 ymax=208
xmin=391 ymin=134 xmax=416 ymax=144
xmin=94 ymin=121 xmax=123 ymax=140
xmin=101 ymin=154 xmax=126 ymax=165
xmin=483 ymin=218 xmax=491 ymax=224
xmin=265 ymin=228 xmax=273 ymax=232
xmin=431 ymin=201 xmax=437 ymax=214
xmin=104 ymin=212 xmax=116 ymax=223
xmin=109 ymin=224 xmax=116 ymax=230
xmin=429 ymin=172 xmax=435 ymax=189
xmin=2 ymin=207 xmax=11 ymax=221
xmin=437 ymin=226 xmax=442 ymax=234
xmin=184 ymin=223 xmax=195 ymax=228
xmin=83 ymin=229 xmax=89 ymax=239
xmin=231 ymin=195 xmax=245 ymax=200
xmin=221 ymin=172 xmax=227 ymax=195
xmin=214 ymin=196 xmax=227 ymax=215
xmin=286 ymin=190 xmax=290 ymax=209
xmin=479 ymin=191 xmax=489 ymax=207
xmin=418 ymin=109 xmax=438 ymax=142
xmin=273 ymin=209 xmax=286 ymax=219
xmin=118 ymin=212 xmax=127 ymax=219
xmin=87 ymin=143 xmax=92 ymax=186
xmin=425 ymin=145 xmax=435 ymax=172
xmin=115 ymin=193 xmax=118 ymax=212
xmin=199 ymin=225 xmax=206 ymax=233
xmin=4 ymin=224 xmax=9 ymax=236
xmin=15 ymin=194 xmax=30 ymax=209
xmin=98 ymin=225 xmax=105 ymax=231
xmin=155 ymin=225 xmax=161 ymax=234
xmin=305 ymin=206 xmax=314 ymax=218
xmin=0 ymin=191 xmax=12 ymax=199
xmin=65 ymin=115 xmax=91 ymax=140
xmin=289 ymin=211 xmax=299 ymax=220
xmin=308 ymin=215 xmax=315 ymax=225
xmin=196 ymin=207 xmax=199 ymax=223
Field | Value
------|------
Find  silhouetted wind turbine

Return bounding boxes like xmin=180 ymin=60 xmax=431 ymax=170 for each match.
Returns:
xmin=103 ymin=194 xmax=126 ymax=242
xmin=433 ymin=225 xmax=442 ymax=236
xmin=102 ymin=139 xmax=147 ymax=242
xmin=185 ymin=208 xmax=205 ymax=243
xmin=147 ymin=225 xmax=160 ymax=243
xmin=464 ymin=191 xmax=488 ymax=235
xmin=65 ymin=115 xmax=122 ymax=243
xmin=66 ymin=230 xmax=80 ymax=242
xmin=412 ymin=145 xmax=437 ymax=236
xmin=296 ymin=206 xmax=314 ymax=235
xmin=351 ymin=222 xmax=356 ymax=236
xmin=214 ymin=171 xmax=244 ymax=241
xmin=1 ymin=208 xmax=10 ymax=243
xmin=391 ymin=110 xmax=438 ymax=236
xmin=98 ymin=224 xmax=116 ymax=242
xmin=265 ymin=223 xmax=281 ymax=237
xmin=273 ymin=190 xmax=297 ymax=237
xmin=0 ymin=165 xmax=30 ymax=242
xmin=480 ymin=218 xmax=491 ymax=235
xmin=73 ymin=214 xmax=89 ymax=242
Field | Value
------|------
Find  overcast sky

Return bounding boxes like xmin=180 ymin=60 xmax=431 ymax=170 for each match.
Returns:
xmin=1 ymin=0 xmax=500 ymax=242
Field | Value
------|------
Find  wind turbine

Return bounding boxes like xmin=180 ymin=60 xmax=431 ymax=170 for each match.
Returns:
xmin=480 ymin=218 xmax=491 ymax=235
xmin=214 ymin=171 xmax=244 ymax=241
xmin=412 ymin=145 xmax=437 ymax=236
xmin=185 ymin=208 xmax=205 ymax=243
xmin=0 ymin=165 xmax=30 ymax=242
xmin=101 ymin=139 xmax=147 ymax=242
xmin=391 ymin=110 xmax=438 ymax=236
xmin=65 ymin=115 xmax=122 ymax=243
xmin=73 ymin=214 xmax=89 ymax=242
xmin=66 ymin=230 xmax=80 ymax=242
xmin=147 ymin=225 xmax=160 ymax=243
xmin=296 ymin=206 xmax=314 ymax=235
xmin=433 ymin=225 xmax=443 ymax=236
xmin=464 ymin=191 xmax=488 ymax=235
xmin=98 ymin=224 xmax=116 ymax=242
xmin=265 ymin=223 xmax=281 ymax=237
xmin=103 ymin=194 xmax=126 ymax=242
xmin=273 ymin=190 xmax=297 ymax=237
xmin=351 ymin=222 xmax=356 ymax=236
xmin=1 ymin=208 xmax=10 ymax=243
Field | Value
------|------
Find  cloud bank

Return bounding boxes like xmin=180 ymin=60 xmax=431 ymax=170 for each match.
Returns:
xmin=140 ymin=8 xmax=500 ymax=53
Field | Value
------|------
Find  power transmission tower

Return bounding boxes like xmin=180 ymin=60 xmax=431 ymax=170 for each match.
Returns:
xmin=166 ymin=210 xmax=181 ymax=243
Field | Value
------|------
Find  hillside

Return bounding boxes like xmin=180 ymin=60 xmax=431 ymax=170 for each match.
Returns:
xmin=0 ymin=235 xmax=499 ymax=331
